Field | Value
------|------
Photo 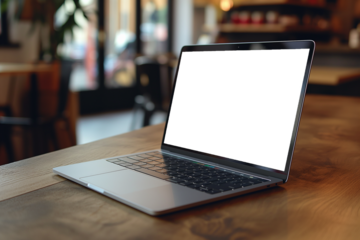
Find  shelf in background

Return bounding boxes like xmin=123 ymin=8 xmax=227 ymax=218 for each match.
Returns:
xmin=233 ymin=0 xmax=326 ymax=8
xmin=219 ymin=24 xmax=330 ymax=33
xmin=315 ymin=44 xmax=360 ymax=53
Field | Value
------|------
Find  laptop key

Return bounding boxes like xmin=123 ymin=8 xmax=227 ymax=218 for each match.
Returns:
xmin=249 ymin=180 xmax=260 ymax=184
xmin=179 ymin=182 xmax=193 ymax=186
xmin=113 ymin=161 xmax=125 ymax=165
xmin=219 ymin=186 xmax=233 ymax=192
xmin=186 ymin=184 xmax=200 ymax=189
xmin=140 ymin=159 xmax=152 ymax=163
xmin=122 ymin=159 xmax=138 ymax=164
xmin=208 ymin=177 xmax=220 ymax=181
xmin=137 ymin=168 xmax=170 ymax=180
xmin=128 ymin=156 xmax=143 ymax=160
xmin=192 ymin=179 xmax=204 ymax=184
xmin=229 ymin=184 xmax=243 ymax=189
xmin=165 ymin=166 xmax=178 ymax=170
xmin=182 ymin=178 xmax=194 ymax=183
xmin=133 ymin=162 xmax=146 ymax=166
xmin=147 ymin=161 xmax=160 ymax=165
xmin=191 ymin=173 xmax=202 ymax=177
xmin=199 ymin=187 xmax=209 ymax=192
xmin=149 ymin=157 xmax=161 ymax=160
xmin=171 ymin=176 xmax=184 ymax=182
xmin=201 ymin=176 xmax=211 ymax=181
xmin=149 ymin=167 xmax=161 ymax=171
xmin=242 ymin=182 xmax=252 ymax=187
xmin=206 ymin=184 xmax=229 ymax=191
xmin=112 ymin=160 xmax=124 ymax=163
xmin=127 ymin=165 xmax=141 ymax=170
xmin=200 ymin=183 xmax=212 ymax=187
xmin=176 ymin=175 xmax=186 ymax=180
xmin=233 ymin=177 xmax=244 ymax=182
xmin=152 ymin=152 xmax=162 ymax=156
xmin=156 ymin=163 xmax=166 ymax=168
xmin=141 ymin=164 xmax=154 ymax=168
xmin=119 ymin=163 xmax=132 ymax=167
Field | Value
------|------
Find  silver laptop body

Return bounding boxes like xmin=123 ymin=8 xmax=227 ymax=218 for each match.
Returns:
xmin=54 ymin=40 xmax=315 ymax=216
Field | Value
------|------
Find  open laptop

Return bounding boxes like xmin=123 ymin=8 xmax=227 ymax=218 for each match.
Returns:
xmin=54 ymin=40 xmax=315 ymax=216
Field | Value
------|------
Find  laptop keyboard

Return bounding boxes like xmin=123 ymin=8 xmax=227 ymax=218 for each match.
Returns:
xmin=107 ymin=151 xmax=269 ymax=194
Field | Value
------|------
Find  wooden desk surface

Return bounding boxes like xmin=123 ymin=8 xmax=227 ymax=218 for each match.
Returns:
xmin=1 ymin=94 xmax=360 ymax=240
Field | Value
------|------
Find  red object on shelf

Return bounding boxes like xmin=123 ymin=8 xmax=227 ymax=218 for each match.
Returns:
xmin=251 ymin=11 xmax=265 ymax=24
xmin=231 ymin=12 xmax=240 ymax=24
xmin=238 ymin=11 xmax=251 ymax=24
xmin=266 ymin=11 xmax=279 ymax=24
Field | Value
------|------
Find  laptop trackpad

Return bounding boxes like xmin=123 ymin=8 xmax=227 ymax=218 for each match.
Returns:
xmin=80 ymin=170 xmax=170 ymax=195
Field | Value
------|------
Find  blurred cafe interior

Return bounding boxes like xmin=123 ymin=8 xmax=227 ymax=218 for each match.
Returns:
xmin=1 ymin=0 xmax=360 ymax=165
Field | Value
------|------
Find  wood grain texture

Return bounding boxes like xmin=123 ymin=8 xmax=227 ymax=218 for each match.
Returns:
xmin=0 ymin=123 xmax=165 ymax=201
xmin=218 ymin=24 xmax=328 ymax=33
xmin=1 ymin=94 xmax=360 ymax=239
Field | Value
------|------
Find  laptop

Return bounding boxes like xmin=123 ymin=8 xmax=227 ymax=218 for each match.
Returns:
xmin=54 ymin=40 xmax=315 ymax=216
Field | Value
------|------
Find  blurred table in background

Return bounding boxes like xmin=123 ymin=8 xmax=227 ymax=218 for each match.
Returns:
xmin=0 ymin=94 xmax=360 ymax=239
xmin=309 ymin=66 xmax=360 ymax=85
xmin=307 ymin=66 xmax=360 ymax=96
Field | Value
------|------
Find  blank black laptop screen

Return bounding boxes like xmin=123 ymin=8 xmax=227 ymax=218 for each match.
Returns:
xmin=164 ymin=48 xmax=310 ymax=171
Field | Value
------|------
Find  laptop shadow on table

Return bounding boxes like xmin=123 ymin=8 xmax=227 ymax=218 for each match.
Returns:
xmin=159 ymin=186 xmax=289 ymax=239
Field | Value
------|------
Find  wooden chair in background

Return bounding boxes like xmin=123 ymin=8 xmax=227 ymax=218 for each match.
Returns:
xmin=0 ymin=76 xmax=16 ymax=162
xmin=131 ymin=55 xmax=174 ymax=129
xmin=0 ymin=61 xmax=76 ymax=164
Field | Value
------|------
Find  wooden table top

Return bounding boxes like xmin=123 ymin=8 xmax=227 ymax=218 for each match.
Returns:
xmin=309 ymin=66 xmax=360 ymax=86
xmin=0 ymin=63 xmax=53 ymax=75
xmin=1 ymin=94 xmax=360 ymax=240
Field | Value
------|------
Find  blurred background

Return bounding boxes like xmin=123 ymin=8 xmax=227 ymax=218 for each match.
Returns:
xmin=1 ymin=0 xmax=360 ymax=165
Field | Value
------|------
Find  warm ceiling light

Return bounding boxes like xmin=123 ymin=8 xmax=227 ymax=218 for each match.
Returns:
xmin=220 ymin=0 xmax=233 ymax=12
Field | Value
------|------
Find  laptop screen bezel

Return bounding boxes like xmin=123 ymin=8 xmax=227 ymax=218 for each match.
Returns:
xmin=160 ymin=40 xmax=315 ymax=182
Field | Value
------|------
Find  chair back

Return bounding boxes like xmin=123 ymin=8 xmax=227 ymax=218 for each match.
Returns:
xmin=57 ymin=60 xmax=73 ymax=116
xmin=134 ymin=56 xmax=163 ymax=106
